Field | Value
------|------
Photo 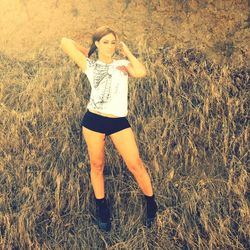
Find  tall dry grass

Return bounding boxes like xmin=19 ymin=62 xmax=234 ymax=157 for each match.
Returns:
xmin=0 ymin=38 xmax=249 ymax=249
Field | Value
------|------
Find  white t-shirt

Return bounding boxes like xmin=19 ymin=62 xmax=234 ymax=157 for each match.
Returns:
xmin=83 ymin=58 xmax=131 ymax=117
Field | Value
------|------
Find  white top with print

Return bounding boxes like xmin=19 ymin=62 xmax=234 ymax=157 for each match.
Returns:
xmin=83 ymin=58 xmax=130 ymax=117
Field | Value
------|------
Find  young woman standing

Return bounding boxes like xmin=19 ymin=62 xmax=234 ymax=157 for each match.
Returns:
xmin=60 ymin=26 xmax=157 ymax=231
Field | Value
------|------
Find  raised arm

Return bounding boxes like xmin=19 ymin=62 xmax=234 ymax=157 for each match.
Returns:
xmin=60 ymin=37 xmax=89 ymax=72
xmin=119 ymin=41 xmax=147 ymax=78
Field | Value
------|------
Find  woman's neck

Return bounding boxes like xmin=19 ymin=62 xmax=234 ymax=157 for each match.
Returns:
xmin=98 ymin=54 xmax=113 ymax=64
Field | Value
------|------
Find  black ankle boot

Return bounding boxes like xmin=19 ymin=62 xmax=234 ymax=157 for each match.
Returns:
xmin=95 ymin=198 xmax=111 ymax=232
xmin=144 ymin=195 xmax=158 ymax=228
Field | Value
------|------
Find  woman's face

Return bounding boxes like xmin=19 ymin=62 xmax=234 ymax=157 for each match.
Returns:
xmin=95 ymin=33 xmax=117 ymax=57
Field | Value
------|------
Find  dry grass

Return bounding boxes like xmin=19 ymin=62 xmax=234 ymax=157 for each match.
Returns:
xmin=0 ymin=36 xmax=249 ymax=249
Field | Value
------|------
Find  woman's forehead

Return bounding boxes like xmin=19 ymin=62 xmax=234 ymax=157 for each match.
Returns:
xmin=100 ymin=33 xmax=116 ymax=41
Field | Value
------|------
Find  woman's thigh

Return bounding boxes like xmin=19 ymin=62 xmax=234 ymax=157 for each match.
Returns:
xmin=109 ymin=127 xmax=142 ymax=167
xmin=82 ymin=126 xmax=106 ymax=165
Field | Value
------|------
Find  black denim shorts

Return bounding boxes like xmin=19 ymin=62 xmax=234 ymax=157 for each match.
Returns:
xmin=80 ymin=110 xmax=131 ymax=136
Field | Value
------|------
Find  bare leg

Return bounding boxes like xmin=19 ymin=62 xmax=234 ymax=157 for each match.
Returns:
xmin=129 ymin=160 xmax=153 ymax=196
xmin=109 ymin=128 xmax=154 ymax=196
xmin=82 ymin=127 xmax=106 ymax=199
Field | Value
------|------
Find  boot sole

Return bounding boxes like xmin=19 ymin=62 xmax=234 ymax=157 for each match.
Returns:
xmin=93 ymin=217 xmax=111 ymax=232
xmin=145 ymin=215 xmax=157 ymax=228
xmin=97 ymin=220 xmax=111 ymax=232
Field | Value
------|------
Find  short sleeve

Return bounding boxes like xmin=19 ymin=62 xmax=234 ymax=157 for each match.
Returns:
xmin=83 ymin=58 xmax=95 ymax=74
xmin=119 ymin=59 xmax=130 ymax=67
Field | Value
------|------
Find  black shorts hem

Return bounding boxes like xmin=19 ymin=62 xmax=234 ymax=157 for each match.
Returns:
xmin=80 ymin=110 xmax=131 ymax=136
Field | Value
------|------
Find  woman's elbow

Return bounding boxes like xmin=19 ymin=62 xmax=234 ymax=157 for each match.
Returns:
xmin=60 ymin=37 xmax=74 ymax=47
xmin=138 ymin=69 xmax=147 ymax=78
xmin=60 ymin=37 xmax=67 ymax=45
xmin=128 ymin=65 xmax=147 ymax=78
xmin=133 ymin=72 xmax=147 ymax=78
xmin=60 ymin=38 xmax=67 ymax=50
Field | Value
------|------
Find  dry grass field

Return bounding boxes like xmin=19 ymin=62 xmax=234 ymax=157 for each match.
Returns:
xmin=0 ymin=0 xmax=249 ymax=249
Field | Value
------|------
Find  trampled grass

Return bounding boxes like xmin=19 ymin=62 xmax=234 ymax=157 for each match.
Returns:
xmin=0 ymin=41 xmax=249 ymax=249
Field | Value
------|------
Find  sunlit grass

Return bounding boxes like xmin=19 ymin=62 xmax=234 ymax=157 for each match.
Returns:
xmin=0 ymin=36 xmax=249 ymax=249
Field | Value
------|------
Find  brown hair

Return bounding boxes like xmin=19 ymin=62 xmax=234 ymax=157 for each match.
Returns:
xmin=88 ymin=26 xmax=117 ymax=58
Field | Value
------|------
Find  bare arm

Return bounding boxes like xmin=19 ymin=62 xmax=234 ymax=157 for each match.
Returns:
xmin=60 ymin=37 xmax=89 ymax=72
xmin=119 ymin=41 xmax=147 ymax=78
xmin=74 ymin=42 xmax=89 ymax=57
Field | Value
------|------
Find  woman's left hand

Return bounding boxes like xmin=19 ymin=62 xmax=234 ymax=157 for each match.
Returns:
xmin=117 ymin=41 xmax=131 ymax=57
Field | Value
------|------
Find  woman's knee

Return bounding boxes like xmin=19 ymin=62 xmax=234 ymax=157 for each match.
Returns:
xmin=126 ymin=157 xmax=145 ymax=176
xmin=90 ymin=159 xmax=105 ymax=175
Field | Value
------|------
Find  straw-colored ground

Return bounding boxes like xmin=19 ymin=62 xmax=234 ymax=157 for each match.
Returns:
xmin=0 ymin=0 xmax=249 ymax=249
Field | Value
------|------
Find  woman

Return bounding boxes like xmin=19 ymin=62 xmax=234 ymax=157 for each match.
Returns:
xmin=60 ymin=26 xmax=157 ymax=231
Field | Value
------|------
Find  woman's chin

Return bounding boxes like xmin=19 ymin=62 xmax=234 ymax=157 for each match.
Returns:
xmin=106 ymin=51 xmax=115 ymax=57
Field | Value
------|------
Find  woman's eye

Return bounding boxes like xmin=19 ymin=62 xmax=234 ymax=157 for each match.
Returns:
xmin=103 ymin=41 xmax=116 ymax=44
